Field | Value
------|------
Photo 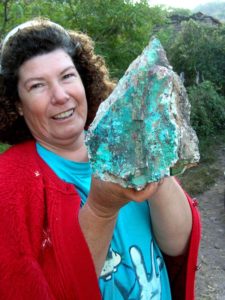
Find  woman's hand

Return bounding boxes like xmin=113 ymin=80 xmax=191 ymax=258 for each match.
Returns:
xmin=87 ymin=176 xmax=162 ymax=218
xmin=79 ymin=176 xmax=162 ymax=276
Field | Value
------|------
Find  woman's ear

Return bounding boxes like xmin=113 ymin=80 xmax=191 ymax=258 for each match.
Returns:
xmin=16 ymin=102 xmax=23 ymax=116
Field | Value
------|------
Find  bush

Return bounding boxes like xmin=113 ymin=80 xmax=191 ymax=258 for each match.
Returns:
xmin=0 ymin=144 xmax=9 ymax=153
xmin=187 ymin=81 xmax=225 ymax=137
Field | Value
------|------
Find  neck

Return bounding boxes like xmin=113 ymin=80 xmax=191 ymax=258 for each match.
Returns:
xmin=38 ymin=132 xmax=89 ymax=162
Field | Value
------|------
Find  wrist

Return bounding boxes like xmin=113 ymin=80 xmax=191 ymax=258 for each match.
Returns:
xmin=85 ymin=194 xmax=120 ymax=219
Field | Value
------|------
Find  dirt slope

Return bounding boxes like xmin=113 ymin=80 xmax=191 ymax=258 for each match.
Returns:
xmin=195 ymin=144 xmax=225 ymax=299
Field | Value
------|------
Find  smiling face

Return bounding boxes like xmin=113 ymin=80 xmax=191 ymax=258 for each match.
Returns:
xmin=17 ymin=49 xmax=88 ymax=151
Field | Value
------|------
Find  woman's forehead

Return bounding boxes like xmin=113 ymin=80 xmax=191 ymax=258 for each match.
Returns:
xmin=18 ymin=49 xmax=75 ymax=78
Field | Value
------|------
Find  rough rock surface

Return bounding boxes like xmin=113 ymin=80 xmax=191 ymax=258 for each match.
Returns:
xmin=85 ymin=38 xmax=200 ymax=190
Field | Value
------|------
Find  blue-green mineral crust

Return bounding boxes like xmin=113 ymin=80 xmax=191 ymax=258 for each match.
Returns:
xmin=85 ymin=38 xmax=200 ymax=190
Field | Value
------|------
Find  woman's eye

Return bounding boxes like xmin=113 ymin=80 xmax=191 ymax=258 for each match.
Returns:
xmin=30 ymin=83 xmax=44 ymax=90
xmin=63 ymin=73 xmax=76 ymax=80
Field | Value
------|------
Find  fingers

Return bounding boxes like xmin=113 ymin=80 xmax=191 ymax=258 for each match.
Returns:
xmin=90 ymin=176 xmax=164 ymax=207
xmin=125 ymin=180 xmax=163 ymax=202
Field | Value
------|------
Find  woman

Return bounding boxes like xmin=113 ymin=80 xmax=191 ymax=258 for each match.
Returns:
xmin=0 ymin=18 xmax=201 ymax=299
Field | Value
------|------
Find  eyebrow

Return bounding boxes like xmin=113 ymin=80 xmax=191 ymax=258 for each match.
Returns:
xmin=23 ymin=65 xmax=77 ymax=86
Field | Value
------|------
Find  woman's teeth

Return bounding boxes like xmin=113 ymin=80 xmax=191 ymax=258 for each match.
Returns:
xmin=53 ymin=109 xmax=74 ymax=120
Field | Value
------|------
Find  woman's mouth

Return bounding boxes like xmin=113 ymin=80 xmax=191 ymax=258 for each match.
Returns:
xmin=53 ymin=108 xmax=75 ymax=120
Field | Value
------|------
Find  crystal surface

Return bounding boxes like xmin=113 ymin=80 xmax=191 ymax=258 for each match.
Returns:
xmin=85 ymin=38 xmax=200 ymax=190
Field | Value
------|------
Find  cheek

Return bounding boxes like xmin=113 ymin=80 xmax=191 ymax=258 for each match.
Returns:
xmin=18 ymin=85 xmax=48 ymax=117
xmin=76 ymin=88 xmax=88 ymax=111
xmin=22 ymin=101 xmax=47 ymax=122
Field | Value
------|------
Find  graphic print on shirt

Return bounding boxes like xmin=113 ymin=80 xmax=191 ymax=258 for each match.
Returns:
xmin=100 ymin=240 xmax=164 ymax=299
xmin=130 ymin=242 xmax=163 ymax=299
xmin=100 ymin=250 xmax=122 ymax=281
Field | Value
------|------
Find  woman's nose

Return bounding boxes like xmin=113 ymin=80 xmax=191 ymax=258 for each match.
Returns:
xmin=51 ymin=83 xmax=69 ymax=104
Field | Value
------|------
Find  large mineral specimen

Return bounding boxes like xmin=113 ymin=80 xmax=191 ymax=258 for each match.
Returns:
xmin=85 ymin=37 xmax=200 ymax=190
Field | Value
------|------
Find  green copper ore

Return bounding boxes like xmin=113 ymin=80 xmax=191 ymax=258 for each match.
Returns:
xmin=85 ymin=38 xmax=200 ymax=190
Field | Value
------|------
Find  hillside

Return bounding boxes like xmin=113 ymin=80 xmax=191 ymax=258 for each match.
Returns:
xmin=194 ymin=1 xmax=225 ymax=22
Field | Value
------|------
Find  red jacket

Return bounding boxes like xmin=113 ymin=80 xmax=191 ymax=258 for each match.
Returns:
xmin=0 ymin=140 xmax=201 ymax=299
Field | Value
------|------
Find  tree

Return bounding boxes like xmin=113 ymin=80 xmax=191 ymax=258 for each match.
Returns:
xmin=63 ymin=0 xmax=167 ymax=78
xmin=162 ymin=20 xmax=225 ymax=93
xmin=188 ymin=81 xmax=225 ymax=136
xmin=0 ymin=0 xmax=73 ymax=38
xmin=0 ymin=0 xmax=15 ymax=37
xmin=0 ymin=0 xmax=167 ymax=78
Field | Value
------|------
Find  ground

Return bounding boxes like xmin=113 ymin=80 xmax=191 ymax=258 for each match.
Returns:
xmin=195 ymin=143 xmax=225 ymax=299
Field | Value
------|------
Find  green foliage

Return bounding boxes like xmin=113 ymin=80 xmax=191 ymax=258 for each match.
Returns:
xmin=0 ymin=143 xmax=9 ymax=153
xmin=162 ymin=20 xmax=225 ymax=93
xmin=63 ymin=0 xmax=167 ymax=78
xmin=0 ymin=0 xmax=167 ymax=78
xmin=0 ymin=0 xmax=69 ymax=38
xmin=187 ymin=81 xmax=225 ymax=137
xmin=166 ymin=20 xmax=206 ymax=86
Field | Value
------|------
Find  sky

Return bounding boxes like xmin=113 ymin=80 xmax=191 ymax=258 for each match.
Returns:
xmin=149 ymin=0 xmax=225 ymax=10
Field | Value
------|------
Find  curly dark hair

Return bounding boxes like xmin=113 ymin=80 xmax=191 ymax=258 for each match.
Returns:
xmin=0 ymin=18 xmax=115 ymax=145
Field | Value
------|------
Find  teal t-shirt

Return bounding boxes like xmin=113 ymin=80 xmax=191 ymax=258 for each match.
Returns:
xmin=37 ymin=143 xmax=172 ymax=300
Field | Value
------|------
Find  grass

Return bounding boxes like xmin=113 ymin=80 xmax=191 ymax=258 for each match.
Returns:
xmin=178 ymin=130 xmax=225 ymax=196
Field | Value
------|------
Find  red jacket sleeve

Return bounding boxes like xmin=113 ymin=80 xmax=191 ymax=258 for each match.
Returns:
xmin=163 ymin=190 xmax=201 ymax=300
